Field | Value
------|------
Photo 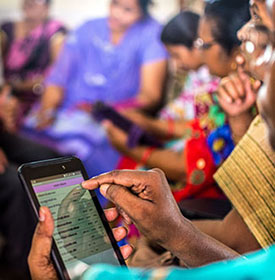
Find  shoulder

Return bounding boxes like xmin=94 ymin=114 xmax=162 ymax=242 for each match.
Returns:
xmin=1 ymin=21 xmax=13 ymax=34
xmin=139 ymin=16 xmax=163 ymax=33
xmin=45 ymin=19 xmax=67 ymax=37
xmin=194 ymin=66 xmax=220 ymax=91
xmin=65 ymin=17 xmax=107 ymax=47
xmin=214 ymin=116 xmax=275 ymax=248
xmin=135 ymin=17 xmax=163 ymax=46
xmin=1 ymin=22 xmax=14 ymax=48
xmin=77 ymin=17 xmax=107 ymax=34
xmin=196 ymin=66 xmax=214 ymax=83
xmin=46 ymin=19 xmax=66 ymax=29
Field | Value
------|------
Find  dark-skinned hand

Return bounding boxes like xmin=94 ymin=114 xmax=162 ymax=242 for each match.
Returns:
xmin=28 ymin=207 xmax=133 ymax=280
xmin=82 ymin=169 xmax=186 ymax=250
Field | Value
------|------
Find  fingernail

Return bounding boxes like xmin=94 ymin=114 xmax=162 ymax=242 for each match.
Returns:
xmin=81 ymin=182 xmax=87 ymax=189
xmin=100 ymin=184 xmax=110 ymax=197
xmin=118 ymin=227 xmax=127 ymax=236
xmin=39 ymin=208 xmax=46 ymax=222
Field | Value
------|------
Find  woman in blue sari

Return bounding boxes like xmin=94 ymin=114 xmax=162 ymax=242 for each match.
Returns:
xmin=24 ymin=0 xmax=168 ymax=177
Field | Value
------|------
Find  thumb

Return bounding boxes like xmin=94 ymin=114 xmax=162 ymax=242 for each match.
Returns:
xmin=236 ymin=54 xmax=245 ymax=66
xmin=252 ymin=79 xmax=262 ymax=92
xmin=29 ymin=207 xmax=54 ymax=265
xmin=102 ymin=120 xmax=113 ymax=131
xmin=102 ymin=120 xmax=116 ymax=137
xmin=236 ymin=55 xmax=246 ymax=75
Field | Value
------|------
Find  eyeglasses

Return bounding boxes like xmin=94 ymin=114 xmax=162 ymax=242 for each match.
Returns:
xmin=194 ymin=38 xmax=217 ymax=50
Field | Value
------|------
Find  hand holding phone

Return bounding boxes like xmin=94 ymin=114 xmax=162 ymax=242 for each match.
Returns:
xmin=92 ymin=101 xmax=162 ymax=148
xmin=18 ymin=157 xmax=126 ymax=280
xmin=29 ymin=206 xmax=132 ymax=280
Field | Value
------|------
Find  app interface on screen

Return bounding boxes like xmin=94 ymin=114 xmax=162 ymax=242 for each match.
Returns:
xmin=32 ymin=171 xmax=120 ymax=279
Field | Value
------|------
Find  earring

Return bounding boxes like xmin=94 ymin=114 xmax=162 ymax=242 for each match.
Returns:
xmin=231 ymin=61 xmax=237 ymax=71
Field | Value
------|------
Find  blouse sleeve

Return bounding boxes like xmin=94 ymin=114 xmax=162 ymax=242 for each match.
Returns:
xmin=138 ymin=20 xmax=168 ymax=65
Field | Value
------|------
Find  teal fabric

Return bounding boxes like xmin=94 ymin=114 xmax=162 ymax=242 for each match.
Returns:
xmin=82 ymin=245 xmax=275 ymax=280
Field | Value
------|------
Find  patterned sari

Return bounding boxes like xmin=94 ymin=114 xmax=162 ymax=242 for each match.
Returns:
xmin=118 ymin=67 xmax=234 ymax=202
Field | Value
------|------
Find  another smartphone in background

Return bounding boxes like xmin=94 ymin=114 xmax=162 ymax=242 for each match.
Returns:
xmin=92 ymin=101 xmax=162 ymax=148
xmin=18 ymin=157 xmax=125 ymax=280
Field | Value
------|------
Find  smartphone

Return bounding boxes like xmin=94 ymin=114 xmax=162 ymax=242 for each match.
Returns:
xmin=18 ymin=157 xmax=126 ymax=280
xmin=92 ymin=101 xmax=162 ymax=148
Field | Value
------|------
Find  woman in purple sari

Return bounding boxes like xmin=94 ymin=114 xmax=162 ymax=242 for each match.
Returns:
xmin=24 ymin=0 xmax=168 ymax=177
xmin=0 ymin=0 xmax=66 ymax=131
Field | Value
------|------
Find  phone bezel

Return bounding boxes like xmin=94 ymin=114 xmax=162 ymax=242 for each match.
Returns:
xmin=18 ymin=156 xmax=126 ymax=280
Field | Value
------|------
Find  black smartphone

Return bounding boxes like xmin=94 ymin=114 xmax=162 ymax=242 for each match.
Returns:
xmin=92 ymin=101 xmax=162 ymax=148
xmin=18 ymin=157 xmax=126 ymax=280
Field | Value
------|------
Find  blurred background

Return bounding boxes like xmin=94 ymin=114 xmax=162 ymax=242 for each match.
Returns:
xmin=0 ymin=0 xmax=205 ymax=27
xmin=1 ymin=0 xmax=181 ymax=27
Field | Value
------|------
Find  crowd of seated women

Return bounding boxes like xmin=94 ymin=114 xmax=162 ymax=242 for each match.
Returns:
xmin=0 ymin=0 xmax=274 ymax=279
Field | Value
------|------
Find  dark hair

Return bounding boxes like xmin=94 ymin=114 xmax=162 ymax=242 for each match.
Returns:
xmin=204 ymin=0 xmax=250 ymax=55
xmin=161 ymin=11 xmax=200 ymax=49
xmin=138 ymin=0 xmax=152 ymax=15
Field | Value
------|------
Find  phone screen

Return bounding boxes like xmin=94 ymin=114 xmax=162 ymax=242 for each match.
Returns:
xmin=31 ymin=170 xmax=121 ymax=279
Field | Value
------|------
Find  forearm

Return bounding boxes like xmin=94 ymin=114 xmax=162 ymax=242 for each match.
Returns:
xmin=40 ymin=85 xmax=64 ymax=112
xmin=10 ymin=77 xmax=44 ymax=93
xmin=192 ymin=219 xmax=224 ymax=243
xmin=136 ymin=92 xmax=160 ymax=111
xmin=228 ymin=113 xmax=254 ymax=144
xmin=142 ymin=118 xmax=190 ymax=139
xmin=192 ymin=210 xmax=261 ymax=254
xmin=125 ymin=146 xmax=186 ymax=182
xmin=137 ymin=60 xmax=168 ymax=111
xmin=166 ymin=217 xmax=240 ymax=267
xmin=141 ymin=118 xmax=172 ymax=138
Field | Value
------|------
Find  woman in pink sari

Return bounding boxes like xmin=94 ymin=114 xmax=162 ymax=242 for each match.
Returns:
xmin=0 ymin=0 xmax=66 ymax=131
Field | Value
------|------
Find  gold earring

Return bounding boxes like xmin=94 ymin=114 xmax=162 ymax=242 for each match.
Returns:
xmin=231 ymin=61 xmax=237 ymax=71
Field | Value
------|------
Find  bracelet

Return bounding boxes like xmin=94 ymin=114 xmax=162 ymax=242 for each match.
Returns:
xmin=140 ymin=147 xmax=156 ymax=166
xmin=167 ymin=118 xmax=175 ymax=139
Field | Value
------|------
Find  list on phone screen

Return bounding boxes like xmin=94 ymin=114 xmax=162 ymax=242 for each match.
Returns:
xmin=31 ymin=171 xmax=120 ymax=279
